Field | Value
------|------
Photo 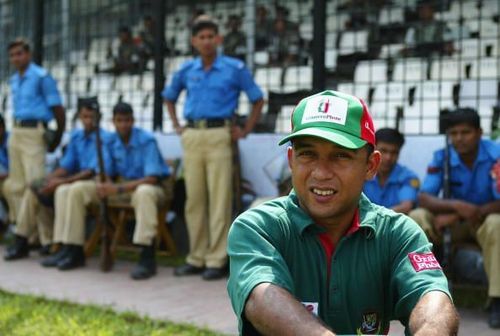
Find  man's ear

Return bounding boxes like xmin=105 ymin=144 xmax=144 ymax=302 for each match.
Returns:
xmin=215 ymin=34 xmax=223 ymax=45
xmin=287 ymin=146 xmax=293 ymax=169
xmin=366 ymin=150 xmax=381 ymax=181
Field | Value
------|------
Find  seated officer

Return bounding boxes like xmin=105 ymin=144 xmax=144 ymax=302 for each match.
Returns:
xmin=54 ymin=102 xmax=170 ymax=280
xmin=363 ymin=128 xmax=419 ymax=214
xmin=0 ymin=115 xmax=9 ymax=233
xmin=4 ymin=97 xmax=108 ymax=261
xmin=409 ymin=109 xmax=500 ymax=329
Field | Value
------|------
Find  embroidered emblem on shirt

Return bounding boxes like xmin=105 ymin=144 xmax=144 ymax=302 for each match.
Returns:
xmin=409 ymin=178 xmax=420 ymax=188
xmin=301 ymin=302 xmax=318 ymax=316
xmin=408 ymin=252 xmax=442 ymax=272
xmin=490 ymin=159 xmax=500 ymax=192
xmin=357 ymin=311 xmax=381 ymax=334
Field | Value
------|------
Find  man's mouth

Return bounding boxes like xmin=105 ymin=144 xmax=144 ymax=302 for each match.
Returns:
xmin=311 ymin=188 xmax=337 ymax=196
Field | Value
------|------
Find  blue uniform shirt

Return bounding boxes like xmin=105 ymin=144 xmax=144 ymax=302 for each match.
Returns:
xmin=106 ymin=127 xmax=170 ymax=180
xmin=422 ymin=139 xmax=500 ymax=205
xmin=0 ymin=132 xmax=9 ymax=172
xmin=9 ymin=62 xmax=62 ymax=121
xmin=59 ymin=128 xmax=111 ymax=175
xmin=162 ymin=55 xmax=263 ymax=120
xmin=364 ymin=164 xmax=420 ymax=208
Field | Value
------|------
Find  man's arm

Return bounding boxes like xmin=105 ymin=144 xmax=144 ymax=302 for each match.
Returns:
xmin=232 ymin=98 xmax=264 ymax=140
xmin=96 ymin=176 xmax=158 ymax=198
xmin=244 ymin=283 xmax=335 ymax=336
xmin=164 ymin=100 xmax=183 ymax=135
xmin=50 ymin=105 xmax=66 ymax=152
xmin=409 ymin=291 xmax=459 ymax=336
xmin=479 ymin=200 xmax=500 ymax=218
xmin=419 ymin=192 xmax=481 ymax=223
xmin=391 ymin=200 xmax=414 ymax=215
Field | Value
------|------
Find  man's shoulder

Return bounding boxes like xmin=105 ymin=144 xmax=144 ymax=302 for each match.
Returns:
xmin=133 ymin=127 xmax=156 ymax=145
xmin=219 ymin=55 xmax=246 ymax=70
xmin=395 ymin=164 xmax=419 ymax=181
xmin=29 ymin=63 xmax=49 ymax=78
xmin=68 ymin=128 xmax=85 ymax=141
xmin=481 ymin=139 xmax=500 ymax=160
xmin=176 ymin=58 xmax=197 ymax=73
xmin=233 ymin=196 xmax=292 ymax=233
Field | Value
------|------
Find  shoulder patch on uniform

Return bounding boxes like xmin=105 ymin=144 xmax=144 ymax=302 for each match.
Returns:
xmin=409 ymin=178 xmax=420 ymax=188
xmin=427 ymin=166 xmax=441 ymax=174
xmin=408 ymin=252 xmax=442 ymax=272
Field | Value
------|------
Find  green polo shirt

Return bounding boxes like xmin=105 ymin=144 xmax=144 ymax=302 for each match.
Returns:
xmin=227 ymin=191 xmax=450 ymax=335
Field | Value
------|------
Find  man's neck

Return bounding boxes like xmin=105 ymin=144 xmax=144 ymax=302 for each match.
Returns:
xmin=17 ymin=63 xmax=29 ymax=76
xmin=119 ymin=131 xmax=131 ymax=145
xmin=315 ymin=207 xmax=358 ymax=246
xmin=201 ymin=54 xmax=216 ymax=70
xmin=460 ymin=147 xmax=479 ymax=169
xmin=377 ymin=168 xmax=392 ymax=186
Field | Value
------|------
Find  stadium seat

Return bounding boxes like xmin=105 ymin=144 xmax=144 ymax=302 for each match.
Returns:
xmin=430 ymin=58 xmax=464 ymax=81
xmin=393 ymin=58 xmax=427 ymax=82
xmin=282 ymin=66 xmax=312 ymax=93
xmin=255 ymin=67 xmax=283 ymax=92
xmin=379 ymin=44 xmax=405 ymax=59
xmin=354 ymin=60 xmax=388 ymax=84
xmin=338 ymin=30 xmax=369 ymax=55
xmin=378 ymin=6 xmax=404 ymax=24
xmin=274 ymin=105 xmax=294 ymax=133
xmin=255 ymin=51 xmax=269 ymax=66
xmin=325 ymin=49 xmax=337 ymax=69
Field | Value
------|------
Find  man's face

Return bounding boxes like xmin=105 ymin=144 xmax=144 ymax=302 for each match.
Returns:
xmin=79 ymin=107 xmax=97 ymax=132
xmin=288 ymin=137 xmax=380 ymax=225
xmin=376 ymin=142 xmax=400 ymax=175
xmin=191 ymin=28 xmax=220 ymax=57
xmin=113 ymin=113 xmax=134 ymax=138
xmin=448 ymin=123 xmax=482 ymax=156
xmin=9 ymin=45 xmax=31 ymax=70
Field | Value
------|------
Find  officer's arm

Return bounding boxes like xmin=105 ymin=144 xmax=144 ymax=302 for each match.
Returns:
xmin=245 ymin=283 xmax=335 ymax=336
xmin=418 ymin=192 xmax=458 ymax=213
xmin=50 ymin=105 xmax=66 ymax=151
xmin=164 ymin=100 xmax=182 ymax=134
xmin=391 ymin=200 xmax=414 ymax=214
xmin=409 ymin=291 xmax=459 ymax=336
xmin=242 ymin=98 xmax=264 ymax=137
xmin=479 ymin=200 xmax=500 ymax=218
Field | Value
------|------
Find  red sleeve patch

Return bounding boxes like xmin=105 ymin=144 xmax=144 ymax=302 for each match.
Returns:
xmin=427 ymin=166 xmax=441 ymax=174
xmin=490 ymin=160 xmax=500 ymax=192
xmin=408 ymin=252 xmax=442 ymax=272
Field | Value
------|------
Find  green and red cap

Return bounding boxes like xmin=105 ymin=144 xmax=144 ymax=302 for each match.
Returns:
xmin=278 ymin=90 xmax=376 ymax=149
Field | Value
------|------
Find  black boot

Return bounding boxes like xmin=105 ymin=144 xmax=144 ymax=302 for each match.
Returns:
xmin=489 ymin=298 xmax=500 ymax=329
xmin=130 ymin=244 xmax=156 ymax=280
xmin=40 ymin=244 xmax=70 ymax=267
xmin=57 ymin=245 xmax=85 ymax=270
xmin=4 ymin=235 xmax=29 ymax=261
xmin=39 ymin=244 xmax=52 ymax=256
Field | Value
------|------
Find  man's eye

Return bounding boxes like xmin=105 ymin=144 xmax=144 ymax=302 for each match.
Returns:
xmin=334 ymin=152 xmax=350 ymax=159
xmin=298 ymin=151 xmax=314 ymax=157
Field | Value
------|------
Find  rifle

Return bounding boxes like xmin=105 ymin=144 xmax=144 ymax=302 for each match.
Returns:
xmin=94 ymin=112 xmax=113 ymax=272
xmin=232 ymin=136 xmax=242 ymax=217
xmin=442 ymin=132 xmax=452 ymax=276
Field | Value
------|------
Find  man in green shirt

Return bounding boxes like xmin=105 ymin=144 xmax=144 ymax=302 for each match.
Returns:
xmin=227 ymin=90 xmax=459 ymax=335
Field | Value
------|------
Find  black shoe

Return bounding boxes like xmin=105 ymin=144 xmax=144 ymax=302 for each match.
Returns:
xmin=174 ymin=263 xmax=204 ymax=276
xmin=202 ymin=267 xmax=228 ymax=281
xmin=57 ymin=245 xmax=85 ymax=270
xmin=40 ymin=245 xmax=70 ymax=268
xmin=4 ymin=235 xmax=29 ymax=261
xmin=130 ymin=244 xmax=156 ymax=280
xmin=489 ymin=298 xmax=500 ymax=329
xmin=39 ymin=245 xmax=52 ymax=256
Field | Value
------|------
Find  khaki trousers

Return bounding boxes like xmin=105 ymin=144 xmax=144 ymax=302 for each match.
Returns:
xmin=60 ymin=180 xmax=165 ymax=246
xmin=3 ymin=126 xmax=46 ymax=222
xmin=410 ymin=208 xmax=500 ymax=297
xmin=14 ymin=188 xmax=53 ymax=245
xmin=181 ymin=127 xmax=233 ymax=268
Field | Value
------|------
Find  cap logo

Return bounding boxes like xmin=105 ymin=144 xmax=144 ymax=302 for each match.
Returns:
xmin=301 ymin=95 xmax=348 ymax=126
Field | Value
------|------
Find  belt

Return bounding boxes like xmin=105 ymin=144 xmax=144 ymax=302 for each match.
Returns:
xmin=186 ymin=119 xmax=231 ymax=129
xmin=14 ymin=119 xmax=47 ymax=128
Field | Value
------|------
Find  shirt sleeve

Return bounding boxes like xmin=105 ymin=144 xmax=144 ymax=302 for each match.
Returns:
xmin=421 ymin=152 xmax=443 ymax=195
xmin=58 ymin=137 xmax=77 ymax=173
xmin=398 ymin=173 xmax=420 ymax=203
xmin=41 ymin=75 xmax=62 ymax=107
xmin=237 ymin=66 xmax=263 ymax=103
xmin=142 ymin=140 xmax=168 ymax=178
xmin=161 ymin=69 xmax=185 ymax=102
xmin=389 ymin=217 xmax=451 ymax=328
xmin=227 ymin=208 xmax=295 ymax=334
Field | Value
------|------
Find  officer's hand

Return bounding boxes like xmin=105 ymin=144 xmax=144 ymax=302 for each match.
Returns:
xmin=454 ymin=200 xmax=481 ymax=223
xmin=174 ymin=125 xmax=184 ymax=135
xmin=231 ymin=126 xmax=247 ymax=141
xmin=47 ymin=142 xmax=59 ymax=153
xmin=39 ymin=177 xmax=64 ymax=195
xmin=434 ymin=213 xmax=460 ymax=232
xmin=96 ymin=182 xmax=118 ymax=198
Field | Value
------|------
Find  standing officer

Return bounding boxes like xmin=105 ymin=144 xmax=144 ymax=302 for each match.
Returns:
xmin=0 ymin=115 xmax=9 ymax=233
xmin=363 ymin=128 xmax=420 ymax=214
xmin=3 ymin=38 xmax=65 ymax=229
xmin=227 ymin=90 xmax=458 ymax=335
xmin=162 ymin=15 xmax=264 ymax=280
xmin=410 ymin=109 xmax=500 ymax=329
xmin=54 ymin=102 xmax=170 ymax=280
xmin=4 ymin=98 xmax=108 ymax=261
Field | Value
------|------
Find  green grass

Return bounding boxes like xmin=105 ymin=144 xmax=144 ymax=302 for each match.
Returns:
xmin=0 ymin=290 xmax=225 ymax=336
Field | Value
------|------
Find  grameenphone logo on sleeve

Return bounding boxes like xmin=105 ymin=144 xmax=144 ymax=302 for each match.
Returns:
xmin=301 ymin=95 xmax=348 ymax=126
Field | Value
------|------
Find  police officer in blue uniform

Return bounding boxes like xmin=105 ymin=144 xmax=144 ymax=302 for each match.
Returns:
xmin=163 ymin=15 xmax=264 ymax=280
xmin=3 ymin=38 xmax=65 ymax=230
xmin=410 ymin=109 xmax=500 ymax=329
xmin=363 ymin=128 xmax=419 ymax=214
